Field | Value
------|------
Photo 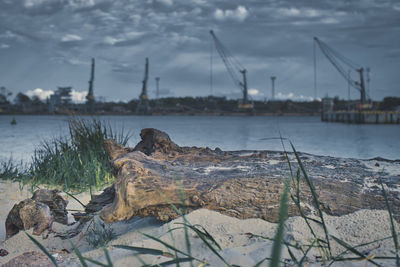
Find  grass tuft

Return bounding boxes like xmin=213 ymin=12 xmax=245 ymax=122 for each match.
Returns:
xmin=0 ymin=118 xmax=130 ymax=192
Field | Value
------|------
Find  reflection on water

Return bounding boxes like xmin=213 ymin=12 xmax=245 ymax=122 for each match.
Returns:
xmin=0 ymin=115 xmax=399 ymax=162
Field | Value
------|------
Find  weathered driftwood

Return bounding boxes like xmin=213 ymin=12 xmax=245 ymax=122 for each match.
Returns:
xmin=96 ymin=128 xmax=400 ymax=223
xmin=6 ymin=199 xmax=53 ymax=238
xmin=5 ymin=189 xmax=69 ymax=238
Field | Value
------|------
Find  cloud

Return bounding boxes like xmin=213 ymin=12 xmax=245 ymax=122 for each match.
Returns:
xmin=26 ymin=88 xmax=88 ymax=103
xmin=67 ymin=0 xmax=95 ymax=8
xmin=278 ymin=7 xmax=321 ymax=18
xmin=157 ymin=0 xmax=173 ymax=6
xmin=24 ymin=0 xmax=49 ymax=8
xmin=275 ymin=92 xmax=317 ymax=102
xmin=103 ymin=36 xmax=119 ymax=45
xmin=169 ymin=32 xmax=200 ymax=44
xmin=0 ymin=44 xmax=10 ymax=49
xmin=61 ymin=34 xmax=82 ymax=42
xmin=214 ymin=5 xmax=249 ymax=22
xmin=26 ymin=88 xmax=54 ymax=100
xmin=248 ymin=88 xmax=259 ymax=96
xmin=111 ymin=63 xmax=136 ymax=73
xmin=320 ymin=17 xmax=339 ymax=24
xmin=107 ymin=31 xmax=147 ymax=46
xmin=70 ymin=90 xmax=87 ymax=102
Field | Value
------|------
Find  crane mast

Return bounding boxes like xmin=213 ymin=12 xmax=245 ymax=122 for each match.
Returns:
xmin=86 ymin=58 xmax=95 ymax=113
xmin=209 ymin=30 xmax=252 ymax=109
xmin=313 ymin=37 xmax=367 ymax=105
xmin=140 ymin=57 xmax=149 ymax=100
xmin=136 ymin=57 xmax=151 ymax=114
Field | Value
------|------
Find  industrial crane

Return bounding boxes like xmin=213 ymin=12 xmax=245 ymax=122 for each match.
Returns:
xmin=210 ymin=30 xmax=253 ymax=109
xmin=86 ymin=58 xmax=95 ymax=114
xmin=136 ymin=57 xmax=151 ymax=114
xmin=314 ymin=37 xmax=367 ymax=105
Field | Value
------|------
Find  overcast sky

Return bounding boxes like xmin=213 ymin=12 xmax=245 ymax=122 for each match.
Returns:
xmin=0 ymin=0 xmax=399 ymax=102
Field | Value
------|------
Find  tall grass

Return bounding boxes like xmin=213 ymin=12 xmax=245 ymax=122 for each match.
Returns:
xmin=0 ymin=158 xmax=27 ymax=182
xmin=0 ymin=118 xmax=130 ymax=192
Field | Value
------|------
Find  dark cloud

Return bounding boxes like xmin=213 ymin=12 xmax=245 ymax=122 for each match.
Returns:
xmin=0 ymin=0 xmax=399 ymax=101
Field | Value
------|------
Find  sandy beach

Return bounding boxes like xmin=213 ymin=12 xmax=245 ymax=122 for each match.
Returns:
xmin=0 ymin=180 xmax=399 ymax=266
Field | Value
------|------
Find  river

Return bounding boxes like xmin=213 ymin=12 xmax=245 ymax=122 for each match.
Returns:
xmin=0 ymin=115 xmax=399 ymax=162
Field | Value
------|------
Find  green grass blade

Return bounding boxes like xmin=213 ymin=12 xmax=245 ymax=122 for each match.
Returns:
xmin=113 ymin=245 xmax=173 ymax=258
xmin=68 ymin=238 xmax=88 ymax=267
xmin=103 ymin=248 xmax=114 ymax=267
xmin=140 ymin=232 xmax=203 ymax=262
xmin=149 ymin=257 xmax=195 ymax=267
xmin=286 ymin=246 xmax=300 ymax=266
xmin=26 ymin=233 xmax=59 ymax=267
xmin=269 ymin=184 xmax=289 ymax=267
xmin=333 ymin=256 xmax=398 ymax=261
xmin=290 ymin=142 xmax=332 ymax=257
xmin=378 ymin=178 xmax=400 ymax=266
xmin=177 ymin=222 xmax=229 ymax=265
xmin=175 ymin=223 xmax=222 ymax=250
xmin=176 ymin=180 xmax=194 ymax=267
xmin=82 ymin=257 xmax=109 ymax=267
xmin=254 ymin=257 xmax=273 ymax=267
xmin=299 ymin=239 xmax=315 ymax=266
xmin=64 ymin=191 xmax=87 ymax=208
xmin=330 ymin=235 xmax=382 ymax=267
xmin=331 ymin=236 xmax=393 ymax=263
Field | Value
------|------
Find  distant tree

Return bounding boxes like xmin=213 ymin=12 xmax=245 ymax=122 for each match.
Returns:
xmin=0 ymin=86 xmax=12 ymax=104
xmin=15 ymin=92 xmax=31 ymax=105
xmin=31 ymin=95 xmax=43 ymax=106
xmin=379 ymin=97 xmax=400 ymax=110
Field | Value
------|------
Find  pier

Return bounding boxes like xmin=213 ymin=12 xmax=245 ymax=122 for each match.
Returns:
xmin=322 ymin=110 xmax=400 ymax=124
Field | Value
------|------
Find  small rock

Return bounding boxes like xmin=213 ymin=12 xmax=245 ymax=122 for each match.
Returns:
xmin=0 ymin=248 xmax=9 ymax=256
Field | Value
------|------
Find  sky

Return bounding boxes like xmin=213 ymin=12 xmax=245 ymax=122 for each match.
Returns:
xmin=0 ymin=0 xmax=399 ymax=103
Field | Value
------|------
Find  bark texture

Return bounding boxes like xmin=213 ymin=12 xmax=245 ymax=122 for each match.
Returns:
xmin=96 ymin=128 xmax=400 ymax=223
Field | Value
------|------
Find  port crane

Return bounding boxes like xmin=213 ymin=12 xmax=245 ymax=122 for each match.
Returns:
xmin=210 ymin=30 xmax=253 ymax=110
xmin=314 ymin=37 xmax=367 ymax=105
xmin=136 ymin=57 xmax=151 ymax=114
xmin=86 ymin=58 xmax=95 ymax=114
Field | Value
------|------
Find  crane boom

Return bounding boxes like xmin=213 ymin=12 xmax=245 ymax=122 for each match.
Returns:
xmin=314 ymin=37 xmax=367 ymax=104
xmin=210 ymin=30 xmax=249 ymax=106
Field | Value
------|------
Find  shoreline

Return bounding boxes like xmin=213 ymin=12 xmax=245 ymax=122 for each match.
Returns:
xmin=0 ymin=112 xmax=321 ymax=117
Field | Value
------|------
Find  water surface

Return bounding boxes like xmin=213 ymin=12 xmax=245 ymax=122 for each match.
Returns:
xmin=0 ymin=115 xmax=399 ymax=162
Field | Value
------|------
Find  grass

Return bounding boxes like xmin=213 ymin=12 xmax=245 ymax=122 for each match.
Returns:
xmin=0 ymin=117 xmax=130 ymax=192
xmin=0 ymin=158 xmax=27 ymax=183
xmin=19 ymin=137 xmax=399 ymax=266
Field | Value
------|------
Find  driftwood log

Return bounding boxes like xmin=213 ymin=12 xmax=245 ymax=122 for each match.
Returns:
xmin=94 ymin=128 xmax=400 ymax=223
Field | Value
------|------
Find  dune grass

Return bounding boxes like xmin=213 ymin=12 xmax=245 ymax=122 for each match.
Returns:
xmin=0 ymin=118 xmax=130 ymax=192
xmin=23 ymin=140 xmax=400 ymax=266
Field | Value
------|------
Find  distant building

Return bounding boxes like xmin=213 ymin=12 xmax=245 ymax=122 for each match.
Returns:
xmin=322 ymin=97 xmax=334 ymax=112
xmin=48 ymin=87 xmax=72 ymax=113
